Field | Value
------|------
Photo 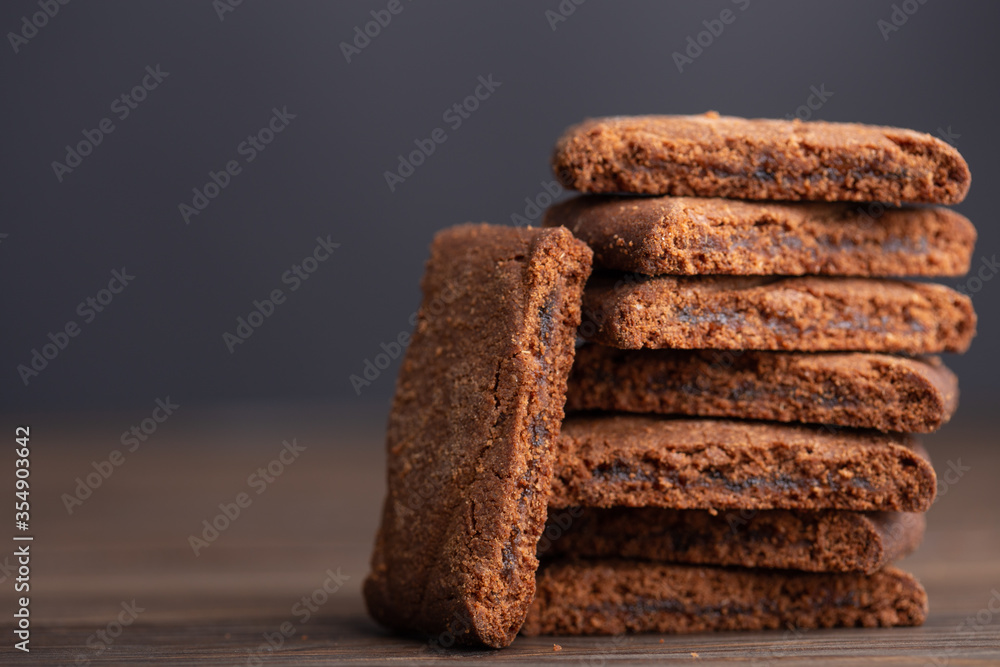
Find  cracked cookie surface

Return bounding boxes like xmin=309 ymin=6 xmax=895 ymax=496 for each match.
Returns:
xmin=566 ymin=347 xmax=958 ymax=432
xmin=581 ymin=274 xmax=975 ymax=354
xmin=550 ymin=415 xmax=936 ymax=512
xmin=522 ymin=560 xmax=928 ymax=635
xmin=545 ymin=194 xmax=975 ymax=276
xmin=539 ymin=507 xmax=924 ymax=574
xmin=364 ymin=224 xmax=592 ymax=648
xmin=552 ymin=113 xmax=970 ymax=204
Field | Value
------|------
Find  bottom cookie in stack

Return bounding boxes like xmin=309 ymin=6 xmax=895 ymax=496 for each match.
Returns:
xmin=523 ymin=415 xmax=934 ymax=635
xmin=521 ymin=560 xmax=928 ymax=635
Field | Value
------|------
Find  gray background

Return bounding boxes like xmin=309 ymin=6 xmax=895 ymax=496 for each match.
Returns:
xmin=2 ymin=0 xmax=997 ymax=416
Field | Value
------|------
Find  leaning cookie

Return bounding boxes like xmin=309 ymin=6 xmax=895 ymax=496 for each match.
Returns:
xmin=545 ymin=195 xmax=976 ymax=276
xmin=566 ymin=347 xmax=959 ymax=433
xmin=522 ymin=560 xmax=928 ymax=635
xmin=552 ymin=112 xmax=970 ymax=204
xmin=550 ymin=415 xmax=936 ymax=512
xmin=538 ymin=508 xmax=925 ymax=574
xmin=363 ymin=224 xmax=592 ymax=648
xmin=581 ymin=274 xmax=976 ymax=354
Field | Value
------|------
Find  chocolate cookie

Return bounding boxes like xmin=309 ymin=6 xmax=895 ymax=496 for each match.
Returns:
xmin=582 ymin=274 xmax=976 ymax=354
xmin=545 ymin=195 xmax=976 ymax=276
xmin=364 ymin=224 xmax=592 ymax=648
xmin=538 ymin=508 xmax=924 ymax=574
xmin=552 ymin=112 xmax=970 ymax=204
xmin=550 ymin=415 xmax=935 ymax=512
xmin=566 ymin=347 xmax=958 ymax=433
xmin=521 ymin=560 xmax=928 ymax=635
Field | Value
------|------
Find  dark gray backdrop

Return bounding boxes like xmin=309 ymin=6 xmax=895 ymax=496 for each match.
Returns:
xmin=2 ymin=0 xmax=997 ymax=414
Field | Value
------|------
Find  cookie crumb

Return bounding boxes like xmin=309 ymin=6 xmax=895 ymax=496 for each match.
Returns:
xmin=553 ymin=644 xmax=562 ymax=651
xmin=691 ymin=652 xmax=700 ymax=658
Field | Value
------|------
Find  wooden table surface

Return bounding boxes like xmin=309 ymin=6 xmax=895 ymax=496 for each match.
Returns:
xmin=2 ymin=401 xmax=999 ymax=665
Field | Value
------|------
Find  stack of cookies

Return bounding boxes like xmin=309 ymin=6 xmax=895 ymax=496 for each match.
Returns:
xmin=364 ymin=113 xmax=976 ymax=648
xmin=523 ymin=113 xmax=977 ymax=636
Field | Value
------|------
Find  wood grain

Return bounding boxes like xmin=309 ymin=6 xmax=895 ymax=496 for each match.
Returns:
xmin=1 ymin=402 xmax=998 ymax=665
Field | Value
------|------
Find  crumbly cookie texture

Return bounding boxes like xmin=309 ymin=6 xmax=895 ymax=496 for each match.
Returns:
xmin=545 ymin=195 xmax=976 ymax=276
xmin=566 ymin=347 xmax=958 ymax=433
xmin=550 ymin=415 xmax=936 ymax=512
xmin=582 ymin=274 xmax=976 ymax=354
xmin=538 ymin=508 xmax=925 ymax=574
xmin=522 ymin=560 xmax=928 ymax=635
xmin=552 ymin=113 xmax=970 ymax=204
xmin=363 ymin=224 xmax=592 ymax=648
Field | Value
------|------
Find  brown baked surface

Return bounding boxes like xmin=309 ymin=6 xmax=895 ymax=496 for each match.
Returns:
xmin=552 ymin=113 xmax=970 ymax=204
xmin=538 ymin=507 xmax=925 ymax=574
xmin=545 ymin=194 xmax=976 ymax=276
xmin=521 ymin=560 xmax=928 ymax=635
xmin=550 ymin=415 xmax=935 ymax=512
xmin=566 ymin=347 xmax=959 ymax=433
xmin=363 ymin=224 xmax=592 ymax=648
xmin=581 ymin=274 xmax=976 ymax=354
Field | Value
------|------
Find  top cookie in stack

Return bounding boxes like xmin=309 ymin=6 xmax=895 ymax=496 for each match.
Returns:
xmin=525 ymin=112 xmax=977 ymax=636
xmin=551 ymin=111 xmax=970 ymax=203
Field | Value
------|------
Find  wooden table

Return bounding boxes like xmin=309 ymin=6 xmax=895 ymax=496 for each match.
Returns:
xmin=2 ymin=402 xmax=998 ymax=665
